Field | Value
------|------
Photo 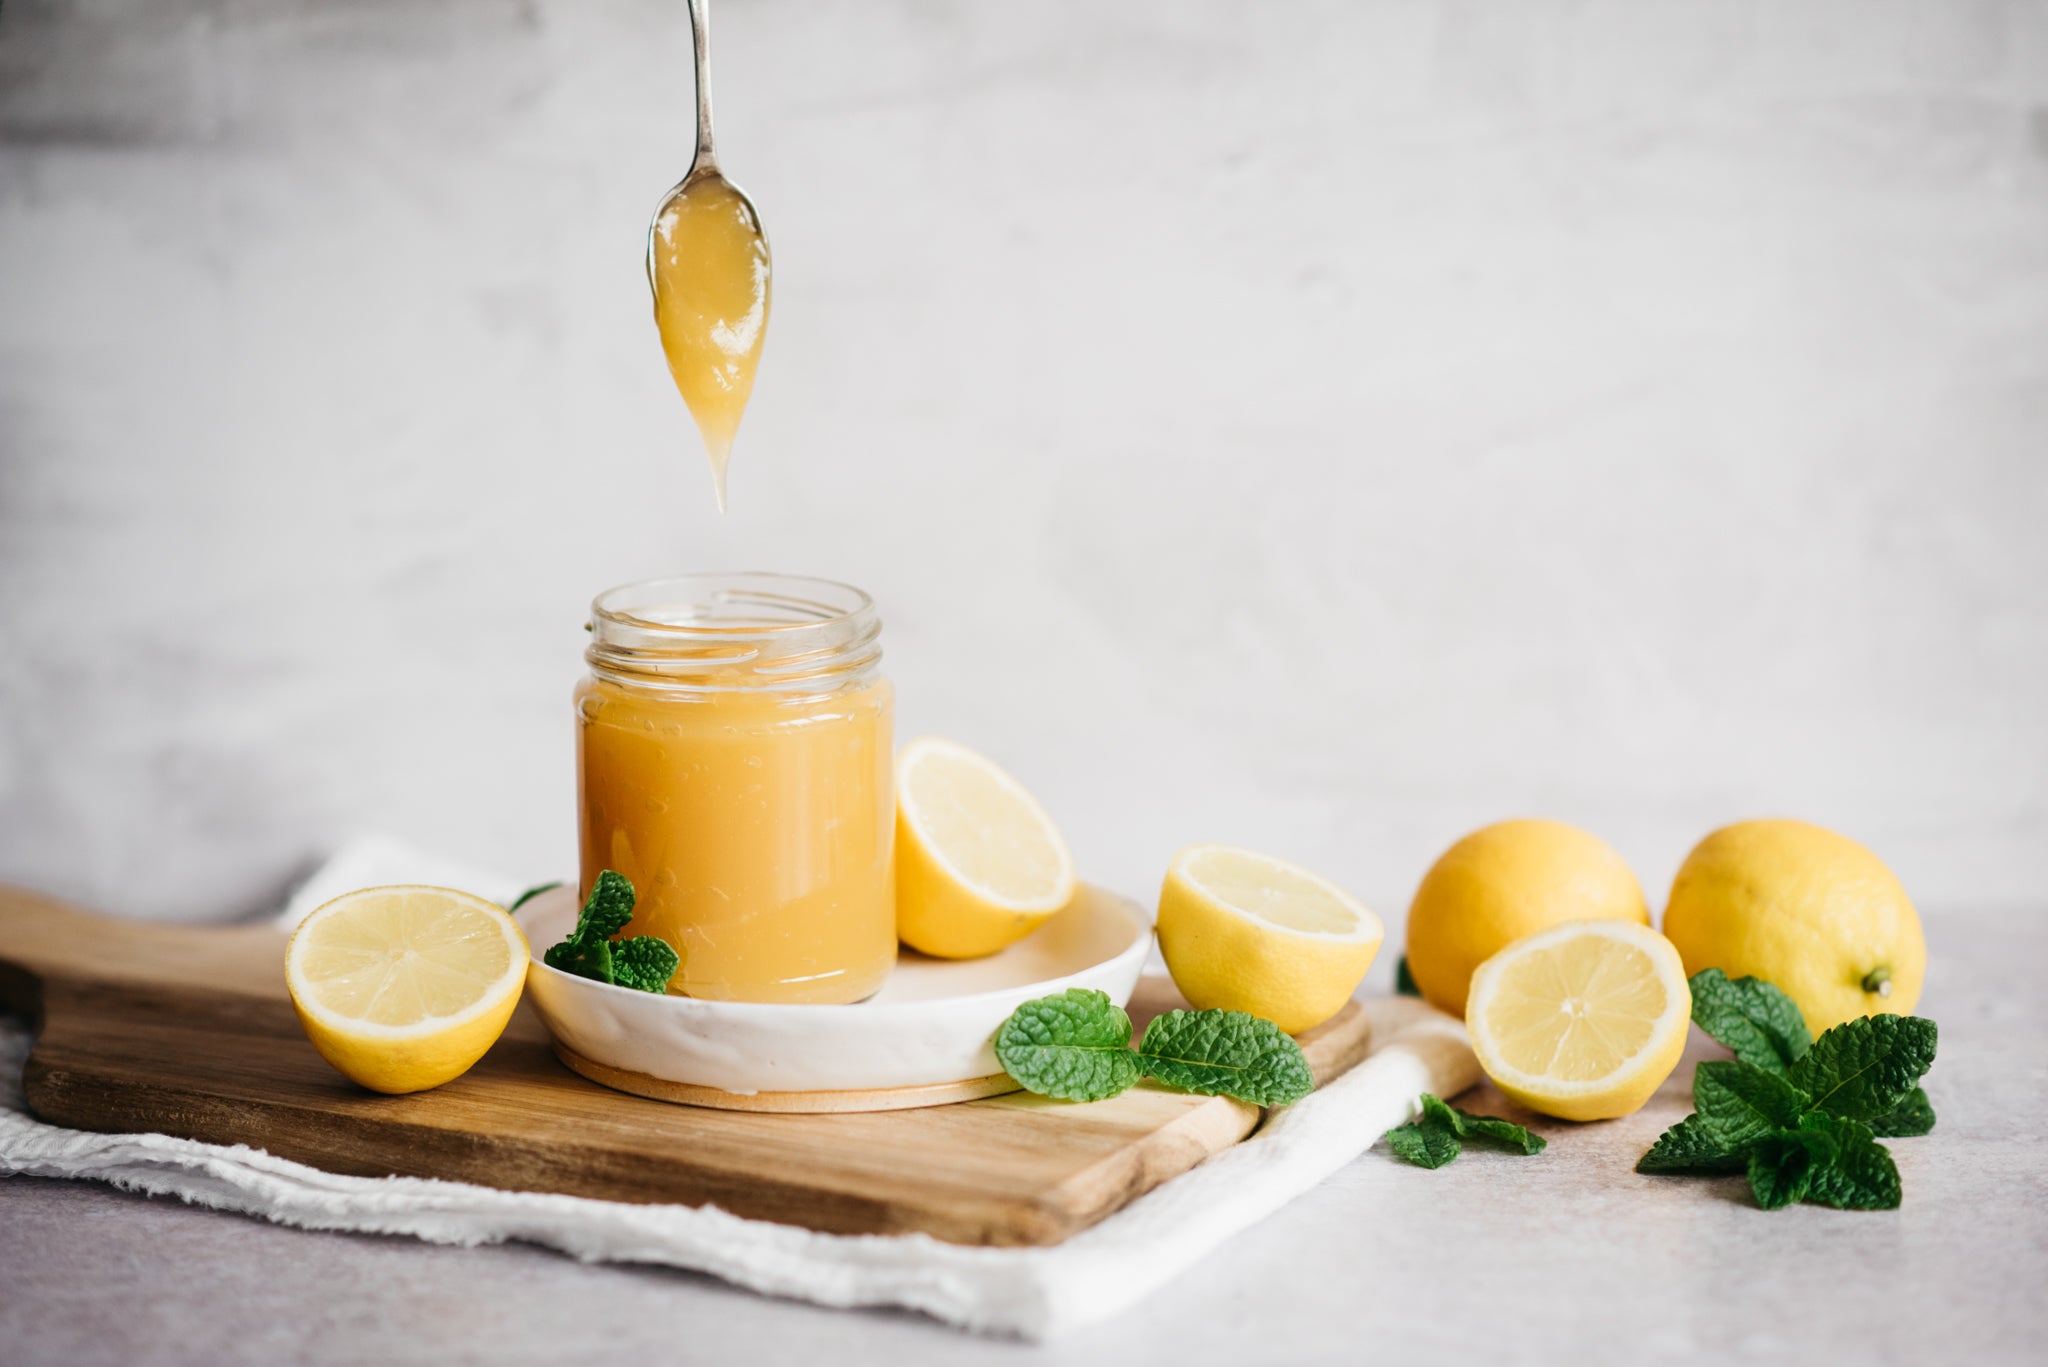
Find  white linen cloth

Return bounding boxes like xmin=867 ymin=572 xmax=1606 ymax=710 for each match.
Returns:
xmin=0 ymin=839 xmax=1479 ymax=1340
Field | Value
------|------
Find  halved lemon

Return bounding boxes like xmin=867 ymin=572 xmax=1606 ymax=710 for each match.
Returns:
xmin=895 ymin=737 xmax=1077 ymax=959
xmin=1155 ymin=845 xmax=1385 ymax=1034
xmin=285 ymin=885 xmax=529 ymax=1094
xmin=1465 ymin=919 xmax=1691 ymax=1121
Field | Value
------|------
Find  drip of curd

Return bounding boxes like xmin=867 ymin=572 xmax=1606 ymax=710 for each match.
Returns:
xmin=649 ymin=171 xmax=771 ymax=510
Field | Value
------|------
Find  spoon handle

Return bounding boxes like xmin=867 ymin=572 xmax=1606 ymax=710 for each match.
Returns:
xmin=688 ymin=0 xmax=718 ymax=169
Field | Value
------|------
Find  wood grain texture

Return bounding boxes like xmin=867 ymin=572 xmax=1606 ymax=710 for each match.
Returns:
xmin=0 ymin=884 xmax=1372 ymax=1247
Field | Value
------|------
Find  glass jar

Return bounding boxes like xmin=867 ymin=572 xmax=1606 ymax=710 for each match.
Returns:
xmin=576 ymin=572 xmax=895 ymax=1004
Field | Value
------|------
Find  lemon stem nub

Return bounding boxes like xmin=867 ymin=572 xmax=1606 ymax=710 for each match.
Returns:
xmin=1863 ymin=966 xmax=1892 ymax=997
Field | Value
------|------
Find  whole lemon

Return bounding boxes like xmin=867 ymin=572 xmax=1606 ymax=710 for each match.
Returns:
xmin=1662 ymin=819 xmax=1923 ymax=1033
xmin=1405 ymin=819 xmax=1650 ymax=1018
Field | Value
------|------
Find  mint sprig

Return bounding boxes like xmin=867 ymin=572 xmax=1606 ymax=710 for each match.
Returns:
xmin=1386 ymin=1092 xmax=1545 ymax=1169
xmin=1637 ymin=969 xmax=1934 ymax=1210
xmin=542 ymin=871 xmax=680 ymax=994
xmin=993 ymin=990 xmax=1315 ymax=1107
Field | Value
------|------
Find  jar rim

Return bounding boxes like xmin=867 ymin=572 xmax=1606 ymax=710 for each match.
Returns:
xmin=592 ymin=571 xmax=873 ymax=638
xmin=587 ymin=571 xmax=882 ymax=693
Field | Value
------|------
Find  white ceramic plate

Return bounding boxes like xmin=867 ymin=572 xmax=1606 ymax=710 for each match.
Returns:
xmin=515 ymin=883 xmax=1151 ymax=1096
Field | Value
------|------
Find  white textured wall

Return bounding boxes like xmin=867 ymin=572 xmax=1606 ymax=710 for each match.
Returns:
xmin=2 ymin=0 xmax=2044 ymax=926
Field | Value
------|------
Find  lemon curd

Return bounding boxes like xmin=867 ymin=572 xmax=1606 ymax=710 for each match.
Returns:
xmin=650 ymin=173 xmax=770 ymax=510
xmin=576 ymin=574 xmax=895 ymax=1004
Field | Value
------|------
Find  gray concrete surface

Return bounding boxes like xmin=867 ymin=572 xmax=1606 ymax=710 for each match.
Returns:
xmin=2 ymin=905 xmax=2041 ymax=1366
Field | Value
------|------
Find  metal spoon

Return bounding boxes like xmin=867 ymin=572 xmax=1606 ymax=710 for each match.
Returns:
xmin=646 ymin=0 xmax=771 ymax=510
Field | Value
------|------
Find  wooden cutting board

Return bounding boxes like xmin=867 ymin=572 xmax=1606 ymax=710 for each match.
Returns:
xmin=0 ymin=884 xmax=1373 ymax=1247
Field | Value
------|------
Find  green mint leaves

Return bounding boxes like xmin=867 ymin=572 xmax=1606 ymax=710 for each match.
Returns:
xmin=1687 ymin=968 xmax=1810 ymax=1072
xmin=1386 ymin=1112 xmax=1463 ymax=1168
xmin=1800 ymin=1113 xmax=1903 ymax=1209
xmin=1786 ymin=1013 xmax=1938 ymax=1123
xmin=1693 ymin=1059 xmax=1810 ymax=1149
xmin=542 ymin=871 xmax=680 ymax=994
xmin=1638 ymin=969 xmax=1935 ymax=1210
xmin=993 ymin=990 xmax=1315 ymax=1107
xmin=1747 ymin=1119 xmax=1838 ymax=1209
xmin=1869 ymin=1086 xmax=1936 ymax=1138
xmin=1637 ymin=1113 xmax=1748 ymax=1175
xmin=575 ymin=871 xmax=637 ymax=940
xmin=1138 ymin=1009 xmax=1316 ymax=1107
xmin=1386 ymin=1093 xmax=1545 ymax=1169
xmin=1741 ymin=1112 xmax=1903 ymax=1210
xmin=607 ymin=935 xmax=683 ymax=993
xmin=994 ymin=989 xmax=1144 ymax=1101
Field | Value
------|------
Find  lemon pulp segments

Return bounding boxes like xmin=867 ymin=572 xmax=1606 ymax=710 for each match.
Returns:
xmin=1182 ymin=850 xmax=1364 ymax=935
xmin=1466 ymin=919 xmax=1690 ymax=1122
xmin=900 ymin=741 xmax=1070 ymax=906
xmin=286 ymin=886 xmax=529 ymax=1094
xmin=295 ymin=890 xmax=516 ymax=1027
xmin=894 ymin=738 xmax=1076 ymax=959
xmin=1479 ymin=933 xmax=1669 ymax=1081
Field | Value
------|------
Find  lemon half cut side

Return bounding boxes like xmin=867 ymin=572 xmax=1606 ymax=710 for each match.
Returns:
xmin=1465 ymin=918 xmax=1691 ymax=1122
xmin=1156 ymin=844 xmax=1385 ymax=1035
xmin=895 ymin=737 xmax=1079 ymax=959
xmin=285 ymin=885 xmax=529 ymax=1095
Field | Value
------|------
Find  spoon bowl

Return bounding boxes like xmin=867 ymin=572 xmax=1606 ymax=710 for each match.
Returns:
xmin=646 ymin=0 xmax=771 ymax=510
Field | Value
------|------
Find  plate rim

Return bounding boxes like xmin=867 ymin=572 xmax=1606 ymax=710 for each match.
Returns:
xmin=515 ymin=881 xmax=1153 ymax=1016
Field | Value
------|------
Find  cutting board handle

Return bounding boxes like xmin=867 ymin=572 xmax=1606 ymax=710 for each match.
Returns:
xmin=0 ymin=884 xmax=288 ymax=1017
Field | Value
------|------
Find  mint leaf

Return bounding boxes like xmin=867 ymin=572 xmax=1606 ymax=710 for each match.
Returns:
xmin=1788 ymin=1015 xmax=1937 ymax=1122
xmin=1387 ymin=1118 xmax=1461 ymax=1168
xmin=1637 ymin=1113 xmax=1747 ymax=1175
xmin=509 ymin=881 xmax=563 ymax=913
xmin=1395 ymin=955 xmax=1421 ymax=997
xmin=1747 ymin=1125 xmax=1837 ymax=1210
xmin=577 ymin=870 xmax=638 ymax=941
xmin=610 ymin=936 xmax=680 ymax=994
xmin=1688 ymin=968 xmax=1811 ymax=1073
xmin=544 ymin=936 xmax=612 ymax=983
xmin=1869 ymin=1086 xmax=1936 ymax=1138
xmin=1420 ymin=1093 xmax=1546 ymax=1155
xmin=1800 ymin=1113 xmax=1902 ymax=1210
xmin=1137 ymin=1008 xmax=1315 ymax=1107
xmin=1457 ymin=1112 xmax=1546 ymax=1155
xmin=995 ymin=989 xmax=1143 ymax=1102
xmin=1387 ymin=1094 xmax=1543 ymax=1169
xmin=1693 ymin=1060 xmax=1811 ymax=1150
